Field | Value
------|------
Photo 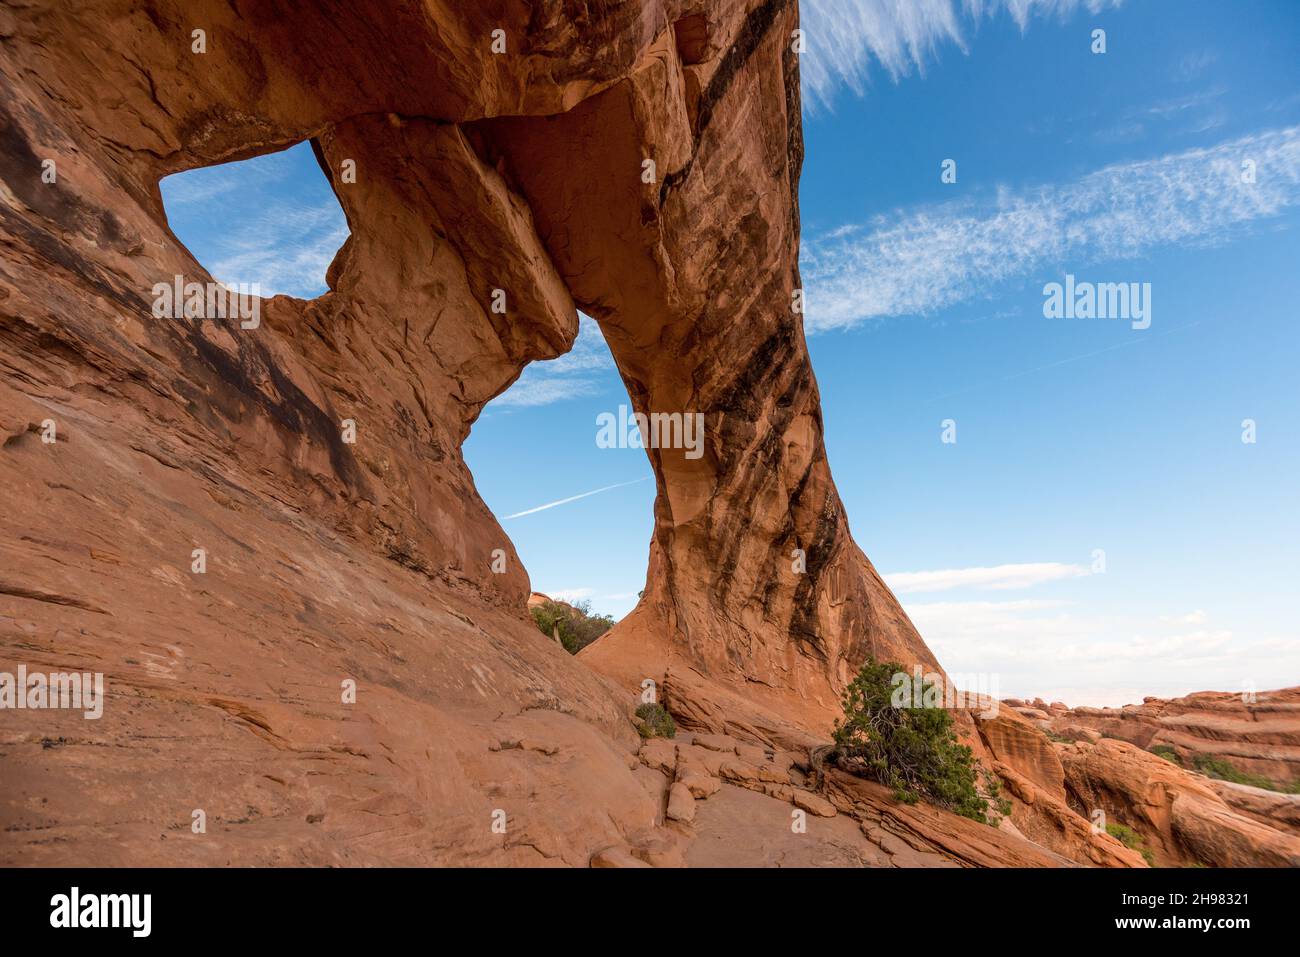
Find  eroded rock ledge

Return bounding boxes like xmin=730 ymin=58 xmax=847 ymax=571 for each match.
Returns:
xmin=1008 ymin=689 xmax=1300 ymax=867
xmin=0 ymin=0 xmax=938 ymax=866
xmin=3 ymin=2 xmax=1267 ymax=869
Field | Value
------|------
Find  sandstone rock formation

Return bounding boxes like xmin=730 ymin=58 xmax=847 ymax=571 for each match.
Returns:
xmin=0 ymin=0 xmax=946 ymax=868
xmin=1001 ymin=690 xmax=1300 ymax=866
xmin=1045 ymin=688 xmax=1300 ymax=787
xmin=629 ymin=730 xmax=1084 ymax=868
xmin=1059 ymin=738 xmax=1300 ymax=868
xmin=0 ymin=1 xmax=1283 ymax=870
xmin=1207 ymin=779 xmax=1300 ymax=833
xmin=970 ymin=707 xmax=1145 ymax=867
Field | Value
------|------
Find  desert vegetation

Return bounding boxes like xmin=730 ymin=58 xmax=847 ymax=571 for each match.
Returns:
xmin=634 ymin=702 xmax=676 ymax=739
xmin=1191 ymin=754 xmax=1300 ymax=794
xmin=831 ymin=658 xmax=996 ymax=824
xmin=528 ymin=599 xmax=615 ymax=655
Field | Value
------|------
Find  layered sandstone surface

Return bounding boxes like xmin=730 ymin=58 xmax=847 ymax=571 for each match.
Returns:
xmin=1 ymin=1 xmax=1280 ymax=870
xmin=0 ymin=0 xmax=962 ymax=867
xmin=1041 ymin=688 xmax=1300 ymax=787
xmin=1010 ymin=689 xmax=1300 ymax=866
xmin=1059 ymin=738 xmax=1300 ymax=868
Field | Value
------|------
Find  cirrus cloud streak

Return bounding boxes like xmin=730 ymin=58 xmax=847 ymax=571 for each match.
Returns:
xmin=801 ymin=126 xmax=1300 ymax=332
xmin=800 ymin=0 xmax=1124 ymax=112
xmin=885 ymin=561 xmax=1089 ymax=593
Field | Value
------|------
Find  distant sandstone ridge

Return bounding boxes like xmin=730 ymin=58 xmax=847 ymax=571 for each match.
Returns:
xmin=0 ymin=0 xmax=1291 ymax=868
xmin=1002 ymin=688 xmax=1300 ymax=867
xmin=1015 ymin=688 xmax=1300 ymax=782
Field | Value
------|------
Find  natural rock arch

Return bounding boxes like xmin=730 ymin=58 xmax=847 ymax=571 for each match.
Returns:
xmin=0 ymin=0 xmax=937 ymax=864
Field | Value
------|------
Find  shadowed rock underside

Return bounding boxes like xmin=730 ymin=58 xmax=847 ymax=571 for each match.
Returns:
xmin=1 ymin=1 xmax=1274 ymax=868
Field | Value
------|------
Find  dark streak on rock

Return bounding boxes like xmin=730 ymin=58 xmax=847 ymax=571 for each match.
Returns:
xmin=658 ymin=0 xmax=791 ymax=205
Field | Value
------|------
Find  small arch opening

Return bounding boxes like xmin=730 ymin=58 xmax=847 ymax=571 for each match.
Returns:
xmin=158 ymin=140 xmax=348 ymax=300
xmin=464 ymin=314 xmax=654 ymax=633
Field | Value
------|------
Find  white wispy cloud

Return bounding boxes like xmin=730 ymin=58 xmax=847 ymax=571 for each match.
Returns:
xmin=161 ymin=171 xmax=245 ymax=207
xmin=162 ymin=149 xmax=296 ymax=206
xmin=548 ymin=587 xmax=595 ymax=603
xmin=886 ymin=561 xmax=1089 ymax=593
xmin=1173 ymin=49 xmax=1218 ymax=83
xmin=501 ymin=476 xmax=650 ymax=520
xmin=801 ymin=125 xmax=1300 ymax=332
xmin=1089 ymin=87 xmax=1229 ymax=142
xmin=905 ymin=599 xmax=1296 ymax=706
xmin=491 ymin=315 xmax=617 ymax=408
xmin=210 ymin=203 xmax=348 ymax=299
xmin=1162 ymin=609 xmax=1208 ymax=625
xmin=800 ymin=0 xmax=1124 ymax=112
xmin=161 ymin=147 xmax=348 ymax=300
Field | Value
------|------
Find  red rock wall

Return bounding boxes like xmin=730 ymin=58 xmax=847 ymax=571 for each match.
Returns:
xmin=1 ymin=1 xmax=936 ymax=864
xmin=1049 ymin=688 xmax=1300 ymax=786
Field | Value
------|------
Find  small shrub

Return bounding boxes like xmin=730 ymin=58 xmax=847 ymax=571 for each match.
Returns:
xmin=529 ymin=599 xmax=615 ymax=655
xmin=1106 ymin=821 xmax=1156 ymax=866
xmin=832 ymin=658 xmax=989 ymax=824
xmin=635 ymin=702 xmax=676 ymax=739
xmin=1149 ymin=744 xmax=1182 ymax=766
xmin=983 ymin=771 xmax=1013 ymax=820
xmin=1192 ymin=754 xmax=1281 ymax=791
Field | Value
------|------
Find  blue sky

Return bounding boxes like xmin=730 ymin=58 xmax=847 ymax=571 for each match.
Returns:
xmin=161 ymin=0 xmax=1300 ymax=706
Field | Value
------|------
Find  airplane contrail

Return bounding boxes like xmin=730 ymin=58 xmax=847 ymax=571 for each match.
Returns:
xmin=926 ymin=319 xmax=1203 ymax=403
xmin=501 ymin=477 xmax=651 ymax=520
